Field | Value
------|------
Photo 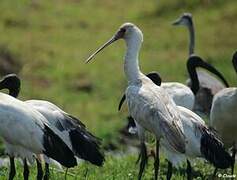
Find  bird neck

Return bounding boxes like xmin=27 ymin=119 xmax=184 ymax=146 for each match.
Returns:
xmin=124 ymin=38 xmax=142 ymax=84
xmin=9 ymin=88 xmax=19 ymax=98
xmin=233 ymin=56 xmax=237 ymax=75
xmin=0 ymin=82 xmax=20 ymax=98
xmin=187 ymin=21 xmax=195 ymax=56
xmin=187 ymin=60 xmax=199 ymax=95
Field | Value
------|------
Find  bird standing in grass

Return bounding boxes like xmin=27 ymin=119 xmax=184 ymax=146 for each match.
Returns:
xmin=119 ymin=65 xmax=233 ymax=180
xmin=0 ymin=74 xmax=105 ymax=180
xmin=86 ymin=23 xmax=233 ymax=180
xmin=0 ymin=91 xmax=77 ymax=180
xmin=210 ymin=51 xmax=237 ymax=175
xmin=86 ymin=22 xmax=186 ymax=180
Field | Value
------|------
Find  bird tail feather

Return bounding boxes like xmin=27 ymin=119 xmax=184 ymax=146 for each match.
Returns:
xmin=69 ymin=128 xmax=105 ymax=166
xmin=200 ymin=127 xmax=233 ymax=169
xmin=43 ymin=126 xmax=77 ymax=168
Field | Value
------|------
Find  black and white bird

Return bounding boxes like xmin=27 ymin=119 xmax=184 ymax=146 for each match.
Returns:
xmin=85 ymin=23 xmax=233 ymax=180
xmin=0 ymin=83 xmax=77 ymax=180
xmin=173 ymin=13 xmax=229 ymax=115
xmin=210 ymin=51 xmax=237 ymax=174
xmin=0 ymin=74 xmax=105 ymax=180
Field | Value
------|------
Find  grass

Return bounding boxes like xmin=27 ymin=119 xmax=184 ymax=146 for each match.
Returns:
xmin=0 ymin=154 xmax=232 ymax=180
xmin=0 ymin=0 xmax=237 ymax=179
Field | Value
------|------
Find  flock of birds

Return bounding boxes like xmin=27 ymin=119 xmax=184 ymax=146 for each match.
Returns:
xmin=86 ymin=13 xmax=237 ymax=180
xmin=0 ymin=12 xmax=236 ymax=180
xmin=0 ymin=72 xmax=105 ymax=180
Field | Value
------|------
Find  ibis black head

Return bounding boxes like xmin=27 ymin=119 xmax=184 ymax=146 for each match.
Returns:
xmin=187 ymin=55 xmax=229 ymax=94
xmin=172 ymin=13 xmax=193 ymax=27
xmin=118 ymin=72 xmax=162 ymax=111
xmin=232 ymin=51 xmax=237 ymax=73
xmin=0 ymin=74 xmax=21 ymax=98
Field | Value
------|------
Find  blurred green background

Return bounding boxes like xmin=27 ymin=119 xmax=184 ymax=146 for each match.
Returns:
xmin=0 ymin=0 xmax=237 ymax=179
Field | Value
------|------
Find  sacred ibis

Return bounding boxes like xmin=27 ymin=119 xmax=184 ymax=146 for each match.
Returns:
xmin=0 ymin=92 xmax=77 ymax=180
xmin=210 ymin=51 xmax=237 ymax=174
xmin=0 ymin=74 xmax=105 ymax=180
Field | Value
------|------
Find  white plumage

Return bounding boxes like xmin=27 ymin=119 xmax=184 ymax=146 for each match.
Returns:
xmin=161 ymin=82 xmax=194 ymax=109
xmin=0 ymin=96 xmax=70 ymax=161
xmin=162 ymin=106 xmax=204 ymax=166
xmin=0 ymin=74 xmax=104 ymax=179
xmin=210 ymin=51 xmax=237 ymax=174
xmin=25 ymin=99 xmax=104 ymax=166
xmin=0 ymin=93 xmax=49 ymax=153
xmin=86 ymin=23 xmax=186 ymax=179
xmin=211 ymin=88 xmax=237 ymax=146
xmin=125 ymin=76 xmax=185 ymax=153
xmin=86 ymin=22 xmax=232 ymax=179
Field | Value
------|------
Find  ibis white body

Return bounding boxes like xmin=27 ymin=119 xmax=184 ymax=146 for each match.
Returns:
xmin=24 ymin=99 xmax=104 ymax=166
xmin=25 ymin=100 xmax=72 ymax=148
xmin=161 ymin=82 xmax=194 ymax=110
xmin=161 ymin=106 xmax=205 ymax=166
xmin=0 ymin=92 xmax=77 ymax=168
xmin=0 ymin=93 xmax=47 ymax=154
xmin=188 ymin=70 xmax=226 ymax=95
xmin=4 ymin=143 xmax=35 ymax=164
xmin=210 ymin=88 xmax=237 ymax=147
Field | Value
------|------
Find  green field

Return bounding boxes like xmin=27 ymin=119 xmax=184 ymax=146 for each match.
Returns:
xmin=0 ymin=0 xmax=237 ymax=179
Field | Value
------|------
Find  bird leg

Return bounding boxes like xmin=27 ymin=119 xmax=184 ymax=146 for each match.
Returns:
xmin=64 ymin=168 xmax=68 ymax=180
xmin=138 ymin=142 xmax=148 ymax=180
xmin=23 ymin=159 xmax=29 ymax=180
xmin=36 ymin=159 xmax=43 ymax=180
xmin=186 ymin=160 xmax=192 ymax=180
xmin=212 ymin=167 xmax=218 ymax=179
xmin=8 ymin=156 xmax=16 ymax=180
xmin=43 ymin=163 xmax=50 ymax=180
xmin=154 ymin=140 xmax=160 ymax=180
xmin=136 ymin=147 xmax=155 ymax=165
xmin=231 ymin=142 xmax=236 ymax=175
xmin=136 ymin=150 xmax=142 ymax=164
xmin=166 ymin=161 xmax=173 ymax=180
